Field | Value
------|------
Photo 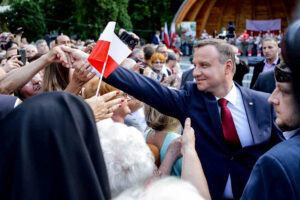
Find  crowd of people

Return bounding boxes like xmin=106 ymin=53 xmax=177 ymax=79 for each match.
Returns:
xmin=0 ymin=17 xmax=299 ymax=200
xmin=158 ymin=27 xmax=283 ymax=57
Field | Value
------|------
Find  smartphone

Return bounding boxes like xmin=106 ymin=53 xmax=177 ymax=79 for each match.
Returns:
xmin=119 ymin=31 xmax=139 ymax=49
xmin=17 ymin=49 xmax=27 ymax=65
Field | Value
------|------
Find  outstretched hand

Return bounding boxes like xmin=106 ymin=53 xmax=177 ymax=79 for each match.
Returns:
xmin=60 ymin=46 xmax=89 ymax=68
xmin=85 ymin=91 xmax=124 ymax=122
xmin=45 ymin=46 xmax=70 ymax=66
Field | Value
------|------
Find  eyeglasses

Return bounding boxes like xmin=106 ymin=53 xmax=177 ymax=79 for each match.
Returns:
xmin=274 ymin=65 xmax=293 ymax=82
xmin=153 ymin=61 xmax=164 ymax=64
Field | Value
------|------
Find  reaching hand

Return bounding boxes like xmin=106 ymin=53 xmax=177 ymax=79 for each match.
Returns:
xmin=60 ymin=46 xmax=89 ymax=68
xmin=70 ymin=61 xmax=96 ymax=86
xmin=85 ymin=91 xmax=124 ymax=122
xmin=181 ymin=118 xmax=196 ymax=154
xmin=2 ymin=56 xmax=23 ymax=73
xmin=45 ymin=46 xmax=69 ymax=66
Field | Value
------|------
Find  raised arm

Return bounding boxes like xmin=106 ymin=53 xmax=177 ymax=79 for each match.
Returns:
xmin=0 ymin=46 xmax=68 ymax=94
xmin=181 ymin=118 xmax=211 ymax=200
xmin=61 ymin=46 xmax=188 ymax=120
xmin=104 ymin=66 xmax=188 ymax=119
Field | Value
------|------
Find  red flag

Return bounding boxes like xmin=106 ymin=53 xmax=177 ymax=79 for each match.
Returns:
xmin=164 ymin=22 xmax=170 ymax=48
xmin=170 ymin=22 xmax=176 ymax=48
xmin=88 ymin=22 xmax=131 ymax=78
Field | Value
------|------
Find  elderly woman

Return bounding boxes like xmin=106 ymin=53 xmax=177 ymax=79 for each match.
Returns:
xmin=97 ymin=120 xmax=154 ymax=198
xmin=144 ymin=104 xmax=182 ymax=176
xmin=150 ymin=53 xmax=166 ymax=82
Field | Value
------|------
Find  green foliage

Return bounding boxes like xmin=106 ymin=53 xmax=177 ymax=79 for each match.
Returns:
xmin=1 ymin=0 xmax=47 ymax=41
xmin=1 ymin=0 xmax=182 ymax=42
xmin=128 ymin=0 xmax=183 ymax=41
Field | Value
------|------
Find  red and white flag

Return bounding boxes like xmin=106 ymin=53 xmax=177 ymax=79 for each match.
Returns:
xmin=164 ymin=22 xmax=170 ymax=48
xmin=88 ymin=22 xmax=131 ymax=78
xmin=170 ymin=22 xmax=176 ymax=48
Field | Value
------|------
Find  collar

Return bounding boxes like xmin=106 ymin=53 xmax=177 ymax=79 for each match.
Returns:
xmin=264 ymin=56 xmax=279 ymax=66
xmin=283 ymin=128 xmax=300 ymax=140
xmin=215 ymin=82 xmax=238 ymax=106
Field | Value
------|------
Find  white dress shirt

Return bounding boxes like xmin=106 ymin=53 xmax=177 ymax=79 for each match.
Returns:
xmin=216 ymin=83 xmax=254 ymax=199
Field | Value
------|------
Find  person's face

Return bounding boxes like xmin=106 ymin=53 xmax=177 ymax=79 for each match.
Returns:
xmin=157 ymin=46 xmax=168 ymax=59
xmin=167 ymin=59 xmax=176 ymax=68
xmin=152 ymin=59 xmax=164 ymax=72
xmin=37 ymin=41 xmax=49 ymax=54
xmin=193 ymin=45 xmax=228 ymax=93
xmin=20 ymin=73 xmax=42 ymax=99
xmin=26 ymin=46 xmax=37 ymax=58
xmin=262 ymin=40 xmax=278 ymax=61
xmin=6 ymin=48 xmax=18 ymax=60
xmin=57 ymin=35 xmax=71 ymax=47
xmin=137 ymin=52 xmax=145 ymax=63
xmin=268 ymin=81 xmax=300 ymax=131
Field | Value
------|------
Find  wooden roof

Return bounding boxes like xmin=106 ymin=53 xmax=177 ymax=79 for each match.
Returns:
xmin=174 ymin=0 xmax=298 ymax=36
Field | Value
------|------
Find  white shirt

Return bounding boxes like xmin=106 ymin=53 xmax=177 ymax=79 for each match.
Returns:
xmin=283 ymin=128 xmax=300 ymax=140
xmin=216 ymin=83 xmax=253 ymax=199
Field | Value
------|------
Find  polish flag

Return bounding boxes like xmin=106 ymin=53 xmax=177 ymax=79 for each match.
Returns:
xmin=88 ymin=22 xmax=131 ymax=78
xmin=170 ymin=22 xmax=176 ymax=48
xmin=164 ymin=22 xmax=170 ymax=48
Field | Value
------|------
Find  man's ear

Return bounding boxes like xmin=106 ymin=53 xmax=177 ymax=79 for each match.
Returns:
xmin=225 ymin=59 xmax=233 ymax=75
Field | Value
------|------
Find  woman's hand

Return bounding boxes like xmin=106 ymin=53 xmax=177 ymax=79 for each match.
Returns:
xmin=85 ymin=91 xmax=124 ymax=122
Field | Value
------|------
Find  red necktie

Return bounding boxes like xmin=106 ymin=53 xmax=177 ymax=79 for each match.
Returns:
xmin=218 ymin=98 xmax=241 ymax=151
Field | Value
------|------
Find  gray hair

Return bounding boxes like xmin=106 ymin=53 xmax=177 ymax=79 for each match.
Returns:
xmin=115 ymin=177 xmax=204 ymax=200
xmin=25 ymin=44 xmax=38 ymax=53
xmin=130 ymin=48 xmax=143 ymax=62
xmin=35 ymin=39 xmax=46 ymax=47
xmin=97 ymin=120 xmax=154 ymax=198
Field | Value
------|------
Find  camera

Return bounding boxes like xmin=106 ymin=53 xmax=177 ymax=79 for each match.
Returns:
xmin=14 ymin=27 xmax=24 ymax=35
xmin=119 ymin=31 xmax=139 ymax=49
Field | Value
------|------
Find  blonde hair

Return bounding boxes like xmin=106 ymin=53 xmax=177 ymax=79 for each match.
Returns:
xmin=144 ymin=104 xmax=180 ymax=131
xmin=42 ymin=62 xmax=69 ymax=92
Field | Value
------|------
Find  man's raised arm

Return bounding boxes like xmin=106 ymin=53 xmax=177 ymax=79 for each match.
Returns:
xmin=61 ymin=46 xmax=188 ymax=120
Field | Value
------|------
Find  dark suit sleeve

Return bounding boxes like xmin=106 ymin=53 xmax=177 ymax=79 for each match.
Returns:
xmin=252 ymin=74 xmax=262 ymax=91
xmin=104 ymin=66 xmax=188 ymax=119
xmin=250 ymin=62 xmax=264 ymax=88
xmin=241 ymin=154 xmax=295 ymax=200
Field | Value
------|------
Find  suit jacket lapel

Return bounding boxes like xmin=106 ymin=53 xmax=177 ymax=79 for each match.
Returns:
xmin=203 ymin=93 xmax=227 ymax=150
xmin=238 ymin=86 xmax=262 ymax=144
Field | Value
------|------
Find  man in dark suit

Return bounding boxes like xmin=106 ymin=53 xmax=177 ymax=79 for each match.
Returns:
xmin=63 ymin=40 xmax=282 ymax=200
xmin=252 ymin=71 xmax=275 ymax=93
xmin=250 ymin=37 xmax=280 ymax=88
xmin=241 ymin=61 xmax=300 ymax=199
xmin=180 ymin=68 xmax=194 ymax=89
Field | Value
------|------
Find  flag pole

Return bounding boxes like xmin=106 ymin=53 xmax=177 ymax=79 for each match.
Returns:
xmin=95 ymin=60 xmax=107 ymax=97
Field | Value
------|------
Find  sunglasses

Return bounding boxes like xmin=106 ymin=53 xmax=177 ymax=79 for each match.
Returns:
xmin=274 ymin=65 xmax=293 ymax=82
xmin=153 ymin=61 xmax=164 ymax=64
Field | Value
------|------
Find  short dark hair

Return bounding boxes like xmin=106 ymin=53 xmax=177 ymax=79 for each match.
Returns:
xmin=143 ymin=45 xmax=155 ymax=61
xmin=194 ymin=39 xmax=236 ymax=73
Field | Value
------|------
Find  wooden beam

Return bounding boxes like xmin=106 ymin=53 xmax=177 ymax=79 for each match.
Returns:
xmin=279 ymin=0 xmax=290 ymax=24
xmin=200 ymin=0 xmax=217 ymax=33
xmin=217 ymin=0 xmax=228 ymax=32
xmin=174 ymin=0 xmax=196 ymax=24
xmin=189 ymin=0 xmax=206 ymax=21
